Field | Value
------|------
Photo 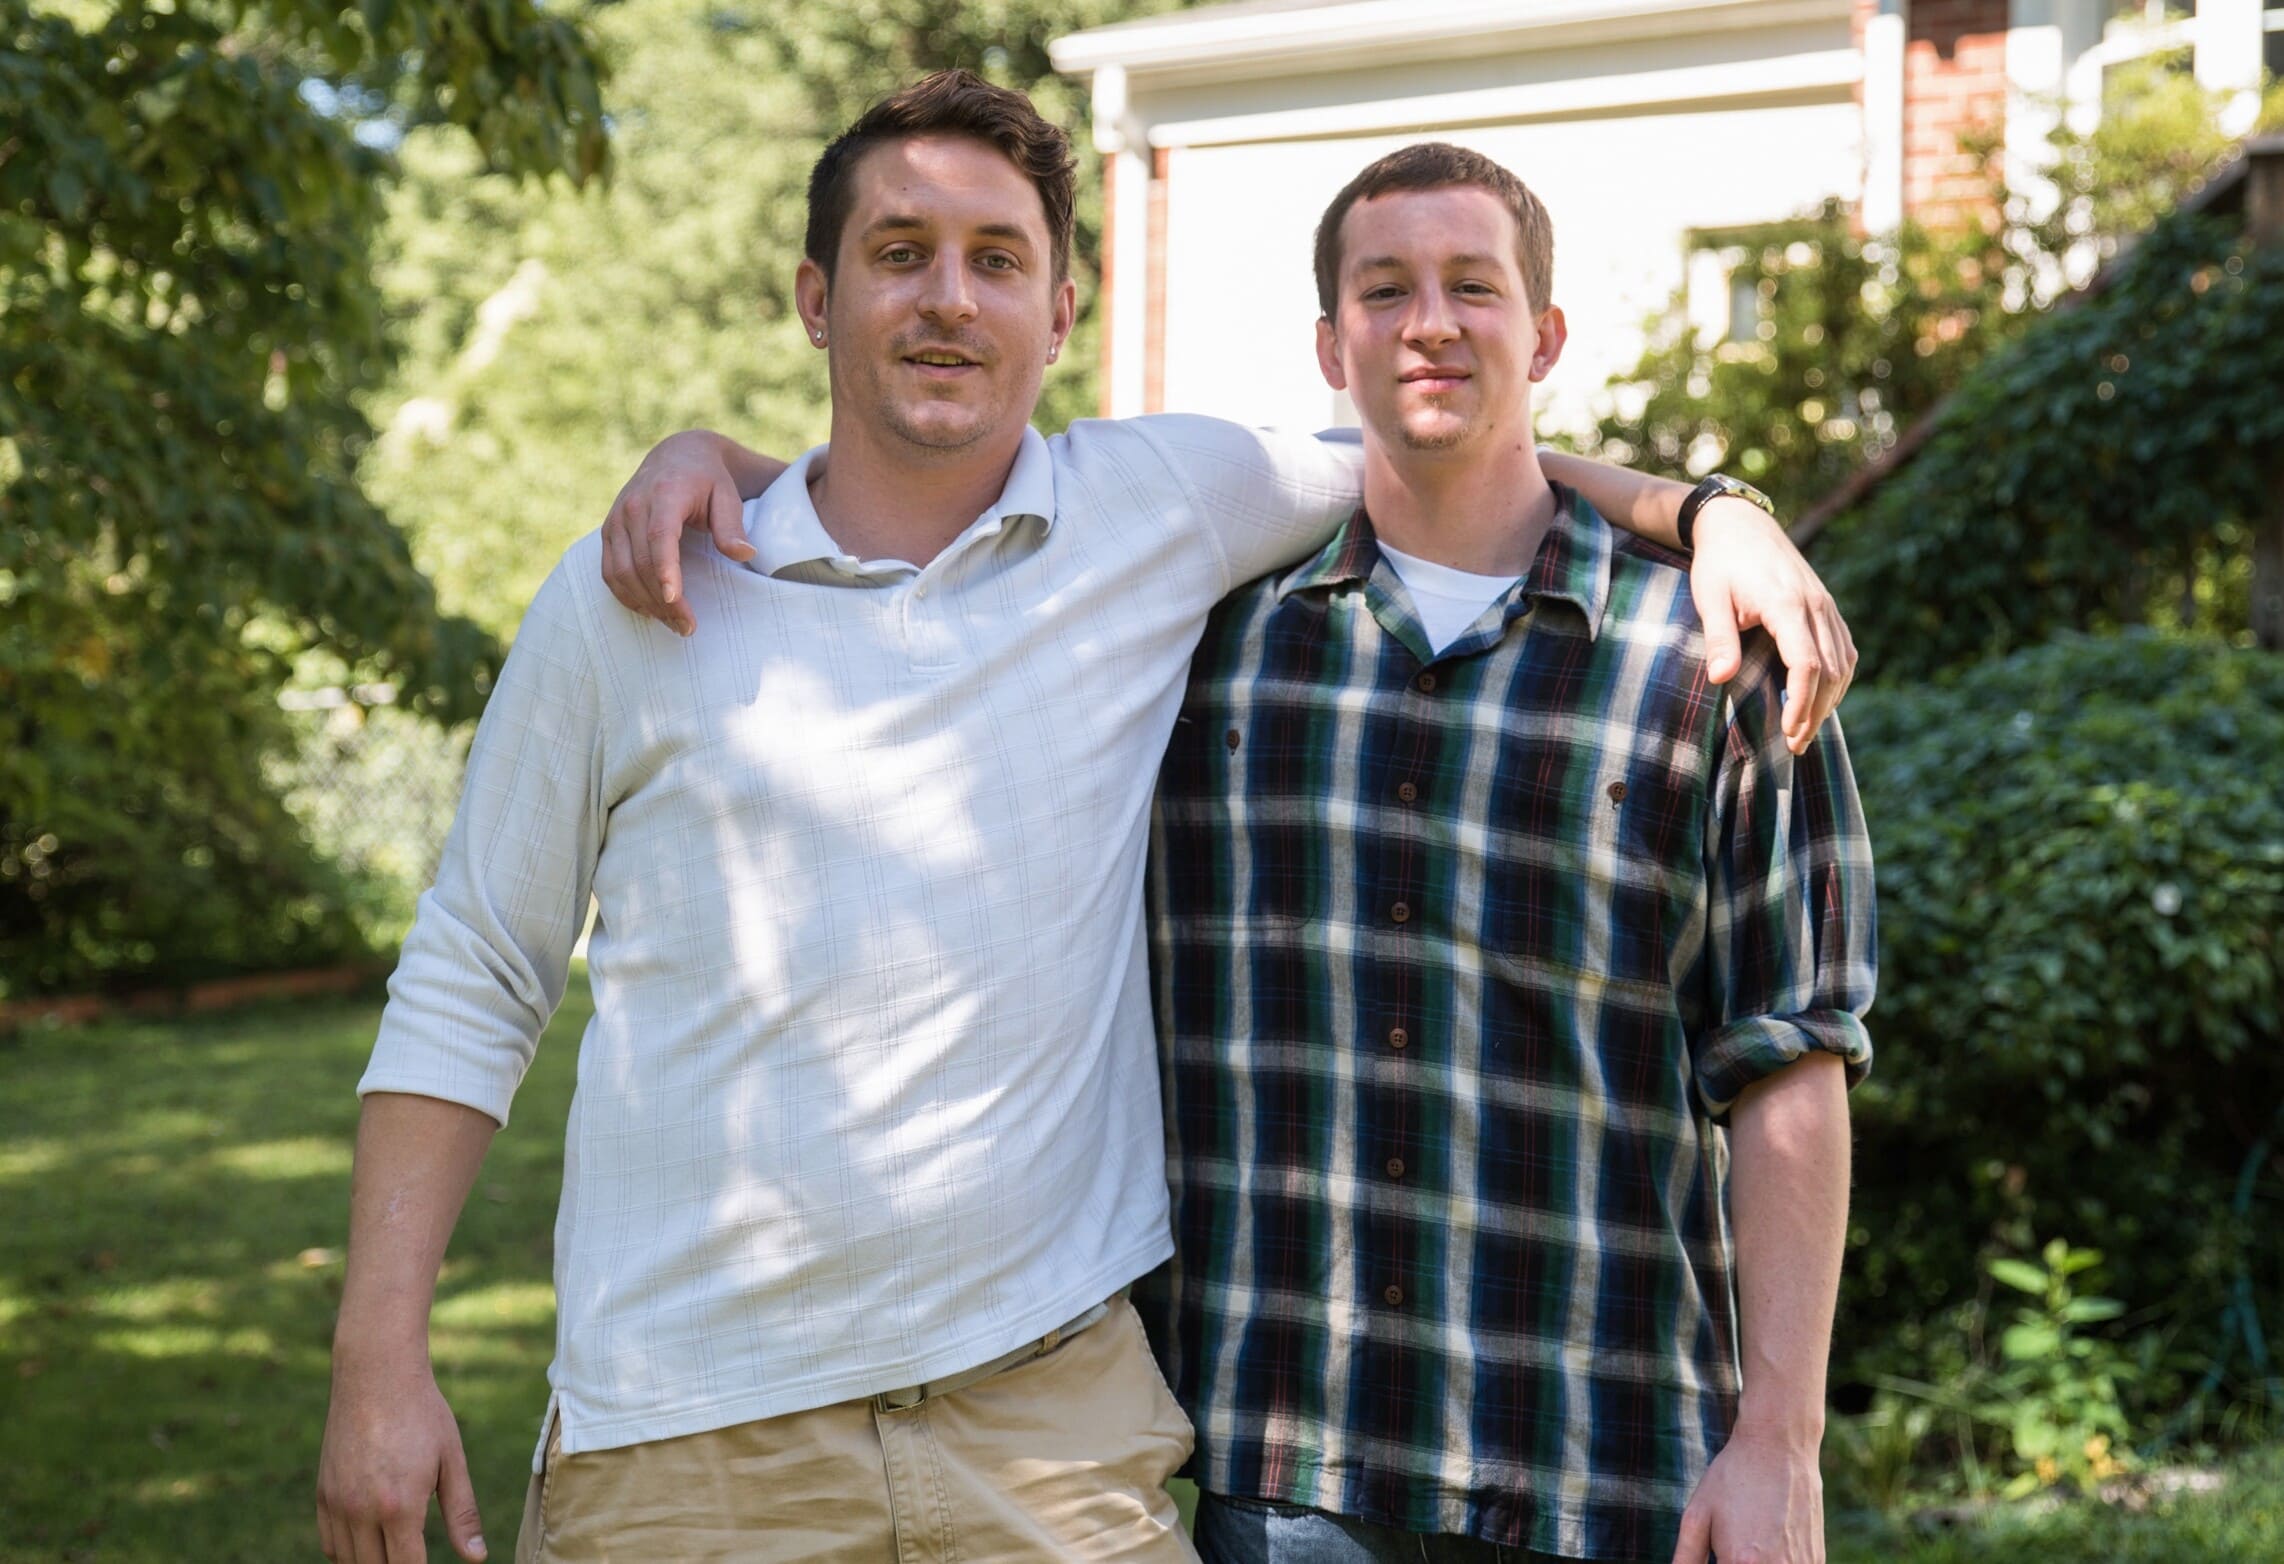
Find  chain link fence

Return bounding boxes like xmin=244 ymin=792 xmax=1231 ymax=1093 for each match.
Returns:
xmin=273 ymin=685 xmax=473 ymax=945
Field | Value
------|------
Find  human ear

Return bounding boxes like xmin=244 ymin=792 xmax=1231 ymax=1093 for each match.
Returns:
xmin=1315 ymin=315 xmax=1348 ymax=392
xmin=795 ymin=258 xmax=829 ymax=348
xmin=1528 ymin=304 xmax=1568 ymax=381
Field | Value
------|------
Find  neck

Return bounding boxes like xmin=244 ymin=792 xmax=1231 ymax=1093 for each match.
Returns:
xmin=809 ymin=413 xmax=1029 ymax=566
xmin=1362 ymin=429 xmax=1555 ymax=578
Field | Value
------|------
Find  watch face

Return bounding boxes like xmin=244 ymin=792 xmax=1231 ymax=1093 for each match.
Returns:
xmin=1713 ymin=475 xmax=1775 ymax=514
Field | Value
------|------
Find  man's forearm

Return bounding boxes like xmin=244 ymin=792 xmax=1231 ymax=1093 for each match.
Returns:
xmin=1539 ymin=451 xmax=1689 ymax=548
xmin=711 ymin=436 xmax=1694 ymax=538
xmin=1725 ymin=1052 xmax=1850 ymax=1443
xmin=334 ymin=1091 xmax=497 ymax=1360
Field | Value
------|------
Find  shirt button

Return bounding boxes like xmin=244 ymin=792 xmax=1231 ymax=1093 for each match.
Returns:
xmin=1225 ymin=728 xmax=1242 ymax=751
xmin=1414 ymin=672 xmax=1437 ymax=693
xmin=915 ymin=583 xmax=929 ymax=599
xmin=1385 ymin=1157 xmax=1406 ymax=1179
xmin=1383 ymin=1284 xmax=1405 ymax=1307
xmin=1608 ymin=780 xmax=1628 ymax=803
xmin=1397 ymin=781 xmax=1418 ymax=803
xmin=1390 ymin=901 xmax=1411 ymax=924
xmin=1388 ymin=1026 xmax=1409 ymax=1050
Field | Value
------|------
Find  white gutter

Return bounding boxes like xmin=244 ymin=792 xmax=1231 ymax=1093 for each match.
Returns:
xmin=1144 ymin=46 xmax=1862 ymax=147
xmin=1050 ymin=0 xmax=1853 ymax=79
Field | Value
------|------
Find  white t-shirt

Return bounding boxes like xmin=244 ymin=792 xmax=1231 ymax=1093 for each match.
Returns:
xmin=359 ymin=417 xmax=1362 ymax=1463
xmin=1376 ymin=539 xmax=1523 ymax=654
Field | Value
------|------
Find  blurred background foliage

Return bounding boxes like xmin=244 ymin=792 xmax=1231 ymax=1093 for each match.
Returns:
xmin=368 ymin=0 xmax=1192 ymax=638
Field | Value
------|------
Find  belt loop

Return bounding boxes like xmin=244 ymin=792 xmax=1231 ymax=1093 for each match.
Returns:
xmin=872 ymin=1384 xmax=926 ymax=1413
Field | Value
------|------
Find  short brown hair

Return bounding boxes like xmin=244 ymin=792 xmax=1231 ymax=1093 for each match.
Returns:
xmin=1312 ymin=143 xmax=1554 ymax=319
xmin=805 ymin=70 xmax=1078 ymax=284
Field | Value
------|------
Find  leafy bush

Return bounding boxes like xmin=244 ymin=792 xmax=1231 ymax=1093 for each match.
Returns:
xmin=1838 ymin=634 xmax=2284 ymax=1404
xmin=1820 ymin=214 xmax=2284 ymax=679
xmin=0 ymin=566 xmax=370 ymax=1000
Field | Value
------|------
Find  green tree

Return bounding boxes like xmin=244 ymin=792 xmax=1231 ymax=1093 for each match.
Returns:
xmin=0 ymin=0 xmax=610 ymax=996
xmin=367 ymin=0 xmax=1202 ymax=634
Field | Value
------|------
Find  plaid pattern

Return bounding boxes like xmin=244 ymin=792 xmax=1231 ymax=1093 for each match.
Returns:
xmin=1142 ymin=489 xmax=1876 ymax=1561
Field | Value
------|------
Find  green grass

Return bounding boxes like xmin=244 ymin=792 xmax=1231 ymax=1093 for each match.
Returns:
xmin=0 ymin=979 xmax=587 ymax=1563
xmin=3 ymin=978 xmax=2279 ymax=1562
xmin=1828 ymin=1447 xmax=2284 ymax=1563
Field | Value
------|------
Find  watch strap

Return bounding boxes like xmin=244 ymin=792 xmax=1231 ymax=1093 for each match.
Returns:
xmin=1676 ymin=473 xmax=1775 ymax=553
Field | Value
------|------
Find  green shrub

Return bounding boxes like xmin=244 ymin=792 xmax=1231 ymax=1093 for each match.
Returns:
xmin=0 ymin=569 xmax=371 ymax=1000
xmin=1820 ymin=214 xmax=2284 ymax=679
xmin=1839 ymin=633 xmax=2284 ymax=1406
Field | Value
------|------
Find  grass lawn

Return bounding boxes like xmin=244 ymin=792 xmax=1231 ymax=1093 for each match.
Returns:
xmin=1 ymin=978 xmax=587 ymax=1563
xmin=3 ymin=976 xmax=2279 ymax=1561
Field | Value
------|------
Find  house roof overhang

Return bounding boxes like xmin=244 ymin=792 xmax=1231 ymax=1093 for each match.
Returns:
xmin=1050 ymin=0 xmax=1859 ymax=86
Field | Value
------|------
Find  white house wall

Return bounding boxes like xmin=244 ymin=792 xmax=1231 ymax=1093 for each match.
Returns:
xmin=1155 ymin=98 xmax=1865 ymax=437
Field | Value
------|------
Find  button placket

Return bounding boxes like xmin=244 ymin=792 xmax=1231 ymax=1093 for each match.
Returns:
xmin=902 ymin=570 xmax=960 ymax=670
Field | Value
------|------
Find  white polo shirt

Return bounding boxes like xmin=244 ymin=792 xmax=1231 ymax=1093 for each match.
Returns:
xmin=359 ymin=416 xmax=1361 ymax=1458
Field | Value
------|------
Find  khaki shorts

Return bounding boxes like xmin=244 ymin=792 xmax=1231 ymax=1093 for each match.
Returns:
xmin=514 ymin=1297 xmax=1198 ymax=1562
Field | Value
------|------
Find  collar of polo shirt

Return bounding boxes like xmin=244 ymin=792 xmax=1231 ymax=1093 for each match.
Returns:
xmin=741 ymin=425 xmax=1061 ymax=579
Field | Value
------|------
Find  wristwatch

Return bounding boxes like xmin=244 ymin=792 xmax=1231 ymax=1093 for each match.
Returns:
xmin=1677 ymin=473 xmax=1776 ymax=554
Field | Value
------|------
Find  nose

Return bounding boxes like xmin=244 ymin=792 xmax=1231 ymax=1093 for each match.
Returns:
xmin=917 ymin=250 xmax=979 ymax=327
xmin=1402 ymin=287 xmax=1459 ymax=348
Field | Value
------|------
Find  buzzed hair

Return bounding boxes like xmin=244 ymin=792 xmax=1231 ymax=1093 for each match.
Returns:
xmin=1312 ymin=143 xmax=1555 ymax=319
xmin=806 ymin=69 xmax=1078 ymax=283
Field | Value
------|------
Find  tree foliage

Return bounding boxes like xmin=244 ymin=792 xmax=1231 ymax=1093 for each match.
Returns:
xmin=0 ymin=0 xmax=610 ymax=996
xmin=1585 ymin=202 xmax=2012 ymax=519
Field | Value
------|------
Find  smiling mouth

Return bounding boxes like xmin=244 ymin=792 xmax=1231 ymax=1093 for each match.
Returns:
xmin=905 ymin=350 xmax=982 ymax=371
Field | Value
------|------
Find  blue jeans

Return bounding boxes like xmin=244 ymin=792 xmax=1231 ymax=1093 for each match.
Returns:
xmin=1192 ymin=1492 xmax=1594 ymax=1564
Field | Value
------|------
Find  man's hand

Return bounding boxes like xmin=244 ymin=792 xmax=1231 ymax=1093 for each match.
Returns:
xmin=1670 ymin=1422 xmax=1825 ymax=1564
xmin=318 ymin=1348 xmax=487 ymax=1563
xmin=601 ymin=430 xmax=768 ymax=635
xmin=1688 ymin=495 xmax=1856 ymax=754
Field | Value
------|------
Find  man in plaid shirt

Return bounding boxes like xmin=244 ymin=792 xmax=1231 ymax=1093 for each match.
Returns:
xmin=1145 ymin=145 xmax=1876 ymax=1564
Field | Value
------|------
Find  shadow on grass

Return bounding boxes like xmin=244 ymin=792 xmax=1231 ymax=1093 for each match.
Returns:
xmin=0 ymin=977 xmax=591 ymax=1563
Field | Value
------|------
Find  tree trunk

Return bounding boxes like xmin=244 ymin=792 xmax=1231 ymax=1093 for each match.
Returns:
xmin=2256 ymin=495 xmax=2284 ymax=653
xmin=2249 ymin=142 xmax=2284 ymax=651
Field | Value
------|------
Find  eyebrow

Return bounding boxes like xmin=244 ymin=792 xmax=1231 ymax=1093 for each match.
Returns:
xmin=1355 ymin=252 xmax=1504 ymax=273
xmin=861 ymin=214 xmax=1037 ymax=250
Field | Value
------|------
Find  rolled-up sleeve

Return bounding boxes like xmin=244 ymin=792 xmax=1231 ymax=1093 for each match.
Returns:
xmin=357 ymin=553 xmax=608 ymax=1126
xmin=1695 ymin=639 xmax=1877 ymax=1120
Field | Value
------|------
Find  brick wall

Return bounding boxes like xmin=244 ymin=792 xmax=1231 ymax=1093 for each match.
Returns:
xmin=1902 ymin=0 xmax=2010 ymax=225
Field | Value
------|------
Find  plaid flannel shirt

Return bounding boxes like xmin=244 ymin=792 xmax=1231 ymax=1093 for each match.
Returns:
xmin=1141 ymin=489 xmax=1876 ymax=1561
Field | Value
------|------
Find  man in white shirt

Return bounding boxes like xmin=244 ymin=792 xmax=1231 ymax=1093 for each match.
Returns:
xmin=317 ymin=71 xmax=1852 ymax=1564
